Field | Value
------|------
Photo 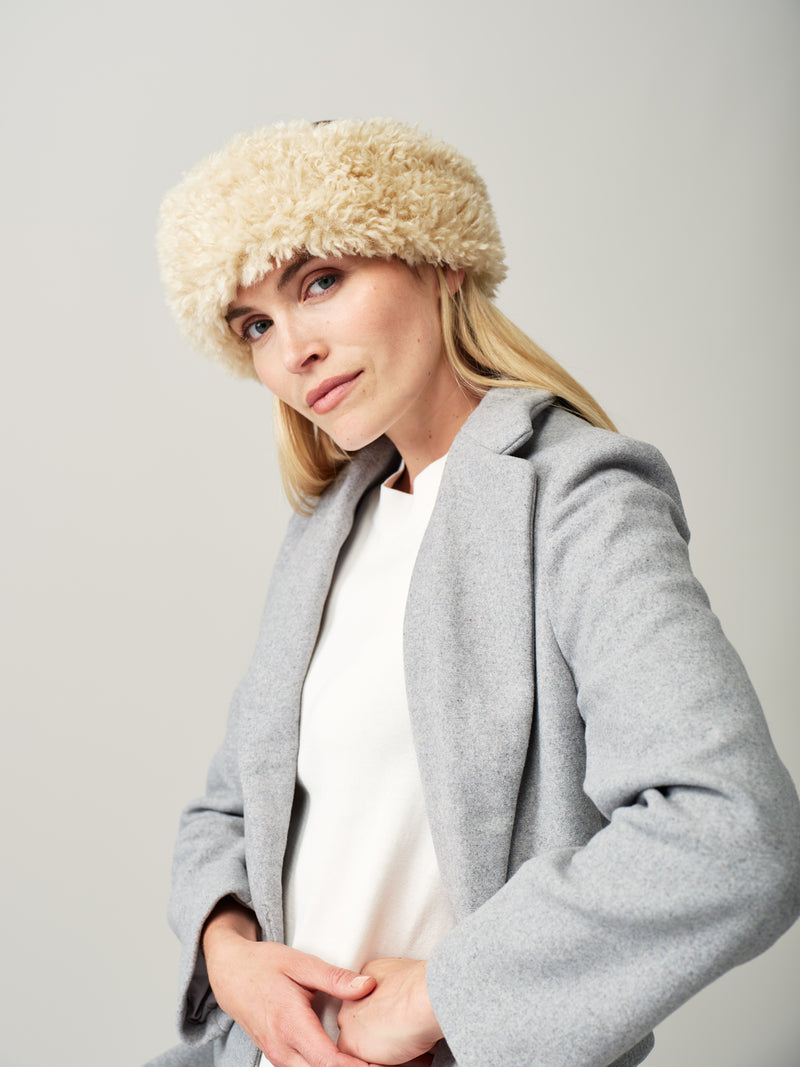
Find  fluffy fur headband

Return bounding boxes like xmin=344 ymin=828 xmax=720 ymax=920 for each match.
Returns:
xmin=157 ymin=118 xmax=506 ymax=378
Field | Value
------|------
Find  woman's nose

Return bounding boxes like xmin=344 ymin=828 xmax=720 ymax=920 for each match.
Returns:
xmin=278 ymin=318 xmax=327 ymax=372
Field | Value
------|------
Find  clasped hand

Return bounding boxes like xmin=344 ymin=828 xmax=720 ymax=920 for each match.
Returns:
xmin=202 ymin=900 xmax=441 ymax=1067
xmin=337 ymin=957 xmax=443 ymax=1065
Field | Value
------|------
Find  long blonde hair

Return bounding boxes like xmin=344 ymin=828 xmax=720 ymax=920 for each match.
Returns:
xmin=274 ymin=269 xmax=616 ymax=513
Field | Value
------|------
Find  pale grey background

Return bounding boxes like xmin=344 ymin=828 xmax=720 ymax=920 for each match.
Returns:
xmin=1 ymin=2 xmax=797 ymax=1065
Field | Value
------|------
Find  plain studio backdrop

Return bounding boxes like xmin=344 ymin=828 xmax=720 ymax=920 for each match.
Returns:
xmin=1 ymin=2 xmax=797 ymax=1065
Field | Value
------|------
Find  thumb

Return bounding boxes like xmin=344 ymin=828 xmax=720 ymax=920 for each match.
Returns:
xmin=291 ymin=954 xmax=377 ymax=1000
xmin=336 ymin=971 xmax=377 ymax=1001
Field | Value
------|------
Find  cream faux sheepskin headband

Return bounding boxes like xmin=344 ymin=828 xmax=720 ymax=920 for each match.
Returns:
xmin=157 ymin=118 xmax=506 ymax=379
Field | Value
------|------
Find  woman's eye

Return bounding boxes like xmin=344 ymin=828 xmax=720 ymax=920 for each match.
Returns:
xmin=243 ymin=318 xmax=272 ymax=341
xmin=307 ymin=273 xmax=337 ymax=297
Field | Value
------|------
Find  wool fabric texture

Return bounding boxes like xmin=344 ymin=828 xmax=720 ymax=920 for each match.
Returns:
xmin=146 ymin=390 xmax=800 ymax=1067
xmin=157 ymin=118 xmax=507 ymax=379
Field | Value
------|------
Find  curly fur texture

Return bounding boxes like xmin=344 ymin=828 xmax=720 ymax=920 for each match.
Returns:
xmin=157 ymin=118 xmax=506 ymax=378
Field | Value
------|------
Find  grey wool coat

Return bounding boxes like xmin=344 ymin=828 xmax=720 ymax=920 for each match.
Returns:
xmin=149 ymin=388 xmax=800 ymax=1067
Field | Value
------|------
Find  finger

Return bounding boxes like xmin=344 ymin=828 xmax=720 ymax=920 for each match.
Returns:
xmin=259 ymin=1001 xmax=371 ymax=1067
xmin=287 ymin=954 xmax=377 ymax=1001
xmin=291 ymin=1019 xmax=372 ymax=1067
xmin=337 ymin=973 xmax=377 ymax=1002
xmin=365 ymin=1061 xmax=433 ymax=1067
xmin=281 ymin=1050 xmax=370 ymax=1067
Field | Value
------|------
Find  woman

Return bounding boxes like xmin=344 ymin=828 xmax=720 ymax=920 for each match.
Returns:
xmin=151 ymin=119 xmax=800 ymax=1067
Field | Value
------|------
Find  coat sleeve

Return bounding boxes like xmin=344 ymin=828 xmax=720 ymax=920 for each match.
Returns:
xmin=426 ymin=426 xmax=800 ymax=1067
xmin=164 ymin=514 xmax=308 ymax=1049
xmin=166 ymin=676 xmax=253 ymax=1047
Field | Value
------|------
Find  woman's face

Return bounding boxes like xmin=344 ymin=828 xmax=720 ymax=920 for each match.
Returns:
xmin=227 ymin=255 xmax=469 ymax=460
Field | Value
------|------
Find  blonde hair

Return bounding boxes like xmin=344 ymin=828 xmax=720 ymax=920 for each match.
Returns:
xmin=275 ymin=269 xmax=616 ymax=513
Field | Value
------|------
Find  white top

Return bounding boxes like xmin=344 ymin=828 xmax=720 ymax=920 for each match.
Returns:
xmin=260 ymin=456 xmax=454 ymax=1065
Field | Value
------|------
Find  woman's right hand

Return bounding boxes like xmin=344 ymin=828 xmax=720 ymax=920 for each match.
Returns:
xmin=202 ymin=898 xmax=377 ymax=1067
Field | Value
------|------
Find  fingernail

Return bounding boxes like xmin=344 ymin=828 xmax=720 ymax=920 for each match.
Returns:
xmin=349 ymin=975 xmax=371 ymax=988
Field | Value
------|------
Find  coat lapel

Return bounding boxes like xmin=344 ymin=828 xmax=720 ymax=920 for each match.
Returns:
xmin=242 ymin=438 xmax=398 ymax=936
xmin=404 ymin=389 xmax=553 ymax=917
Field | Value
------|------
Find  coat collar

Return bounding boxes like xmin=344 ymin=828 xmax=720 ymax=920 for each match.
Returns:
xmin=455 ymin=385 xmax=554 ymax=456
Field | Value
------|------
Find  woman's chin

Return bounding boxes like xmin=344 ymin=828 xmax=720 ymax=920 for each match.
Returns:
xmin=325 ymin=422 xmax=388 ymax=454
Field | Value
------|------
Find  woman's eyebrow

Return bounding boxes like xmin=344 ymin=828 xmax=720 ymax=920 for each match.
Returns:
xmin=225 ymin=253 xmax=317 ymax=322
xmin=225 ymin=305 xmax=256 ymax=324
xmin=276 ymin=251 xmax=315 ymax=291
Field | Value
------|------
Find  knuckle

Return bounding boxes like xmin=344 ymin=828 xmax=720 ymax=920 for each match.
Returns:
xmin=328 ymin=965 xmax=355 ymax=986
xmin=314 ymin=1054 xmax=345 ymax=1067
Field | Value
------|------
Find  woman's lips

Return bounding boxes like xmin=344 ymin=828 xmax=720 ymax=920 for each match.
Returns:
xmin=306 ymin=372 xmax=362 ymax=414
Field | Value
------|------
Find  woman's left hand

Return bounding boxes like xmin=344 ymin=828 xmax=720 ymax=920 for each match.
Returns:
xmin=337 ymin=957 xmax=443 ymax=1066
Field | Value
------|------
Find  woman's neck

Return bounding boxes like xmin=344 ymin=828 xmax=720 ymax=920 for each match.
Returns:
xmin=387 ymin=379 xmax=479 ymax=494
